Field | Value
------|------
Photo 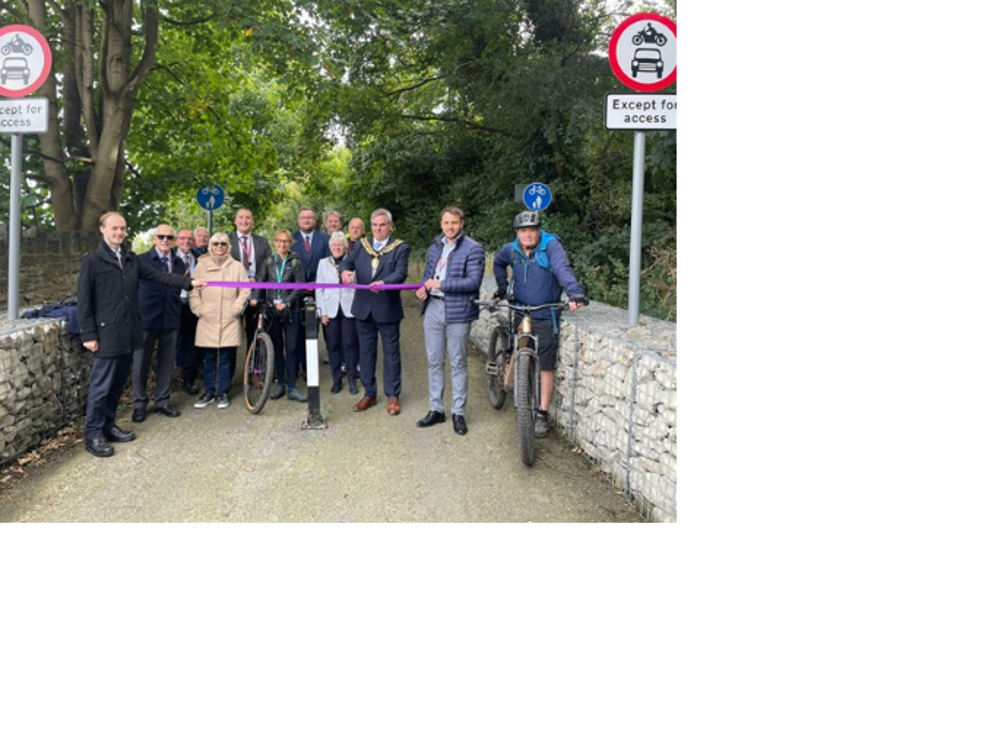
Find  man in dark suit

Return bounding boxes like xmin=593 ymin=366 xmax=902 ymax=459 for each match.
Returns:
xmin=292 ymin=206 xmax=330 ymax=284
xmin=174 ymin=228 xmax=201 ymax=394
xmin=131 ymin=223 xmax=187 ymax=422
xmin=77 ymin=212 xmax=202 ymax=458
xmin=341 ymin=208 xmax=410 ymax=416
xmin=291 ymin=206 xmax=329 ymax=374
xmin=229 ymin=207 xmax=272 ymax=349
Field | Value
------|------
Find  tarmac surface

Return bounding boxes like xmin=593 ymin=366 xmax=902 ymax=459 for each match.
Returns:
xmin=0 ymin=297 xmax=641 ymax=523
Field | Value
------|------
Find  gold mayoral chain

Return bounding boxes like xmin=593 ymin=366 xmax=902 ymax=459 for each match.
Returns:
xmin=360 ymin=238 xmax=403 ymax=274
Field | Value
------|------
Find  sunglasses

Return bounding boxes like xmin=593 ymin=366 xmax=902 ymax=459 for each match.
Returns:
xmin=156 ymin=234 xmax=175 ymax=240
xmin=211 ymin=241 xmax=229 ymax=247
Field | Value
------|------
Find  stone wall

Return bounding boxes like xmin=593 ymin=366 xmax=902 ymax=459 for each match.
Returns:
xmin=0 ymin=317 xmax=91 ymax=465
xmin=470 ymin=284 xmax=677 ymax=523
xmin=0 ymin=229 xmax=96 ymax=312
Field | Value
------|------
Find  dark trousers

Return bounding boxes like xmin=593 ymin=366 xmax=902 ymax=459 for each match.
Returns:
xmin=356 ymin=316 xmax=401 ymax=398
xmin=177 ymin=304 xmax=200 ymax=384
xmin=131 ymin=328 xmax=178 ymax=410
xmin=268 ymin=309 xmax=300 ymax=388
xmin=323 ymin=314 xmax=359 ymax=383
xmin=85 ymin=354 xmax=132 ymax=440
xmin=203 ymin=347 xmax=236 ymax=397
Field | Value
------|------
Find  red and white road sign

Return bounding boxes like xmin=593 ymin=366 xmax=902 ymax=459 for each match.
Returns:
xmin=0 ymin=24 xmax=52 ymax=98
xmin=608 ymin=13 xmax=676 ymax=93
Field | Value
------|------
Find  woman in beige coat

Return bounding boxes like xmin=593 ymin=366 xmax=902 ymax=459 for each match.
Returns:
xmin=188 ymin=232 xmax=250 ymax=409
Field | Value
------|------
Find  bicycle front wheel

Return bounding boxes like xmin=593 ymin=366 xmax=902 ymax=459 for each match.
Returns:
xmin=244 ymin=331 xmax=275 ymax=413
xmin=487 ymin=326 xmax=509 ymax=410
xmin=515 ymin=351 xmax=536 ymax=467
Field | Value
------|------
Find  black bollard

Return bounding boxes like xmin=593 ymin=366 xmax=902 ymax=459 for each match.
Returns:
xmin=301 ymin=297 xmax=328 ymax=429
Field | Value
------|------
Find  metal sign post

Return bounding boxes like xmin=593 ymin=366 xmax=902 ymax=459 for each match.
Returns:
xmin=7 ymin=133 xmax=22 ymax=320
xmin=301 ymin=297 xmax=327 ymax=429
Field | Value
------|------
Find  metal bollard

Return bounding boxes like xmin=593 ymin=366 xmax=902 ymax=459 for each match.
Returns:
xmin=301 ymin=297 xmax=328 ymax=429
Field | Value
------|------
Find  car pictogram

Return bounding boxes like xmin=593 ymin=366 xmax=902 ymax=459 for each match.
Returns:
xmin=1 ymin=56 xmax=31 ymax=85
xmin=631 ymin=48 xmax=664 ymax=78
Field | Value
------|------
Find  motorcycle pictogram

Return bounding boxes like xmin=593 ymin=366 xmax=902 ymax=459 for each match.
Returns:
xmin=1 ymin=33 xmax=34 ymax=56
xmin=631 ymin=23 xmax=667 ymax=47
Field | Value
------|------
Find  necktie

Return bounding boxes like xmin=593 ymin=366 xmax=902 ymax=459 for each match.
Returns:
xmin=162 ymin=255 xmax=171 ymax=273
xmin=303 ymin=235 xmax=311 ymax=255
xmin=374 ymin=240 xmax=384 ymax=252
xmin=241 ymin=236 xmax=251 ymax=270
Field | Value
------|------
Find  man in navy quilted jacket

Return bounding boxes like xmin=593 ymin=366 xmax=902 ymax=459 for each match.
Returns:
xmin=414 ymin=207 xmax=485 ymax=436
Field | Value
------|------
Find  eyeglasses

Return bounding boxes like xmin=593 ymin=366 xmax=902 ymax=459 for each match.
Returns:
xmin=156 ymin=234 xmax=175 ymax=241
xmin=211 ymin=242 xmax=228 ymax=247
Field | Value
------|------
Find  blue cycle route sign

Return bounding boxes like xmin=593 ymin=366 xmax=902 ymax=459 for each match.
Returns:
xmin=522 ymin=182 xmax=553 ymax=211
xmin=196 ymin=184 xmax=225 ymax=211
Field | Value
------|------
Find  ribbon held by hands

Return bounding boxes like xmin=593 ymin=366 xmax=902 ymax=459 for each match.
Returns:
xmin=205 ymin=281 xmax=425 ymax=290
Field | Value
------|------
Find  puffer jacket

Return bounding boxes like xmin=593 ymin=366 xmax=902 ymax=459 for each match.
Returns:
xmin=420 ymin=233 xmax=485 ymax=323
xmin=189 ymin=253 xmax=250 ymax=348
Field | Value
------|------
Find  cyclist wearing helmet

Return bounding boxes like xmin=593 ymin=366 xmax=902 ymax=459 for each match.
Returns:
xmin=493 ymin=211 xmax=586 ymax=438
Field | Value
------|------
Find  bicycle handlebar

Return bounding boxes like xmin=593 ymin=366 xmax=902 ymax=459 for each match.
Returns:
xmin=474 ymin=298 xmax=588 ymax=313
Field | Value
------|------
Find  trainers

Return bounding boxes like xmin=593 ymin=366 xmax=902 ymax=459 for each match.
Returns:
xmin=269 ymin=383 xmax=286 ymax=400
xmin=216 ymin=394 xmax=230 ymax=409
xmin=287 ymin=387 xmax=308 ymax=403
xmin=194 ymin=392 xmax=216 ymax=409
xmin=534 ymin=412 xmax=550 ymax=438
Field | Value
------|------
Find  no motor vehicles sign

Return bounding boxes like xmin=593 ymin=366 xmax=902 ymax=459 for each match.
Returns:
xmin=608 ymin=13 xmax=676 ymax=92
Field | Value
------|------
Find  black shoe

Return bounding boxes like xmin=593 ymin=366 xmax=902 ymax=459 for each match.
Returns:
xmin=331 ymin=380 xmax=343 ymax=394
xmin=417 ymin=410 xmax=446 ymax=428
xmin=452 ymin=414 xmax=468 ymax=435
xmin=104 ymin=425 xmax=136 ymax=443
xmin=154 ymin=404 xmax=181 ymax=418
xmin=183 ymin=381 xmax=199 ymax=395
xmin=132 ymin=407 xmax=146 ymax=423
xmin=86 ymin=437 xmax=114 ymax=458
xmin=348 ymin=378 xmax=359 ymax=395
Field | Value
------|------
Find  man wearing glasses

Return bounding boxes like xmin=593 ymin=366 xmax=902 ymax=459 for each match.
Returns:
xmin=131 ymin=224 xmax=188 ymax=423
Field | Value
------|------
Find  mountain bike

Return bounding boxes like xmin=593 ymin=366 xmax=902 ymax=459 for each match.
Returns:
xmin=476 ymin=298 xmax=582 ymax=467
xmin=243 ymin=302 xmax=275 ymax=413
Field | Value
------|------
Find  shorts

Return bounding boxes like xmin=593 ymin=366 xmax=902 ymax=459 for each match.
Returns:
xmin=516 ymin=311 xmax=559 ymax=371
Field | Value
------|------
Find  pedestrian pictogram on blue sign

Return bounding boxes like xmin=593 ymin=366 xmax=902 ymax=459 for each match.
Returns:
xmin=196 ymin=184 xmax=225 ymax=211
xmin=522 ymin=182 xmax=553 ymax=211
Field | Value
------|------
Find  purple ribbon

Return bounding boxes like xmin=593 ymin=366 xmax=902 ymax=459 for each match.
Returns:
xmin=205 ymin=281 xmax=424 ymax=290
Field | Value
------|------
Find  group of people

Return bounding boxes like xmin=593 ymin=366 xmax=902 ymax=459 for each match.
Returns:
xmin=76 ymin=205 xmax=586 ymax=459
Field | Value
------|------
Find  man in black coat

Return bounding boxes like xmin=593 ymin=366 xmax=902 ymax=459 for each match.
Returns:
xmin=130 ymin=223 xmax=187 ymax=422
xmin=341 ymin=208 xmax=410 ymax=416
xmin=77 ymin=212 xmax=202 ymax=458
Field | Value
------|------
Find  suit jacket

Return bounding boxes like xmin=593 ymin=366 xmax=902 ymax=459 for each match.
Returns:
xmin=292 ymin=230 xmax=330 ymax=282
xmin=343 ymin=237 xmax=410 ymax=323
xmin=136 ymin=249 xmax=187 ymax=331
xmin=77 ymin=240 xmax=191 ymax=358
xmin=229 ymin=232 xmax=272 ymax=281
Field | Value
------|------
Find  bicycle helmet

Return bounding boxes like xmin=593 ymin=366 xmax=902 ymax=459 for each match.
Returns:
xmin=514 ymin=211 xmax=540 ymax=229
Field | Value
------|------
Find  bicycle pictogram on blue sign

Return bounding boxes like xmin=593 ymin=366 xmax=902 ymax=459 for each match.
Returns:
xmin=522 ymin=182 xmax=553 ymax=211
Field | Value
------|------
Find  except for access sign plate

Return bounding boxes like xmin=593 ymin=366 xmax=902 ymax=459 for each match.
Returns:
xmin=608 ymin=13 xmax=676 ymax=92
xmin=0 ymin=25 xmax=52 ymax=98
xmin=605 ymin=94 xmax=676 ymax=131
xmin=0 ymin=97 xmax=48 ymax=133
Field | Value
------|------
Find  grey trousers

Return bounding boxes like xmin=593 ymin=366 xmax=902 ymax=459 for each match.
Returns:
xmin=132 ymin=328 xmax=179 ymax=409
xmin=423 ymin=297 xmax=471 ymax=415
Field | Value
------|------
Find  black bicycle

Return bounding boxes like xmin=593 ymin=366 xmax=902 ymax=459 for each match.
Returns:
xmin=243 ymin=302 xmax=275 ymax=414
xmin=476 ymin=298 xmax=582 ymax=466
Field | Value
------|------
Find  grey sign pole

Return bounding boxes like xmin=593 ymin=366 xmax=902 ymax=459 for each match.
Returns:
xmin=628 ymin=131 xmax=646 ymax=327
xmin=7 ymin=133 xmax=23 ymax=321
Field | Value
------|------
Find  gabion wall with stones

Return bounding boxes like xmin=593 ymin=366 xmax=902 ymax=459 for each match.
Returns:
xmin=0 ymin=318 xmax=91 ymax=465
xmin=471 ymin=283 xmax=676 ymax=523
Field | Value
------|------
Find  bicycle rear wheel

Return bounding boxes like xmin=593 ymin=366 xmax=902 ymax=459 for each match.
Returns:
xmin=515 ymin=351 xmax=536 ymax=467
xmin=486 ymin=326 xmax=509 ymax=409
xmin=244 ymin=331 xmax=275 ymax=413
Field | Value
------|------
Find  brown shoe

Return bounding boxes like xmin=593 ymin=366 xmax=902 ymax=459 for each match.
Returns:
xmin=387 ymin=396 xmax=401 ymax=415
xmin=353 ymin=395 xmax=377 ymax=412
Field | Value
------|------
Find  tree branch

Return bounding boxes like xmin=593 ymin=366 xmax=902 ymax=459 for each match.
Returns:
xmin=398 ymin=113 xmax=516 ymax=138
